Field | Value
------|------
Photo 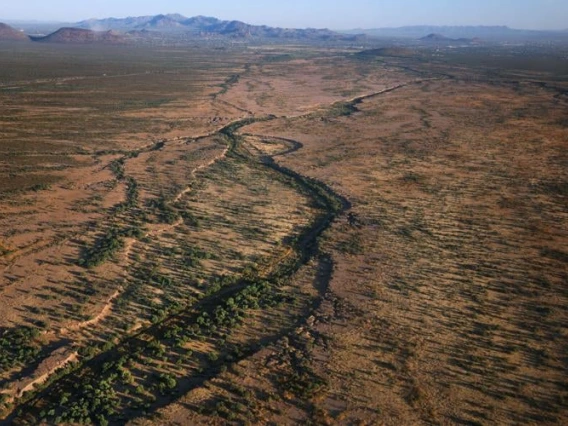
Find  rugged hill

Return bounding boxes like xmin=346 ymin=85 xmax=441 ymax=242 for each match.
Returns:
xmin=76 ymin=14 xmax=359 ymax=40
xmin=420 ymin=33 xmax=451 ymax=41
xmin=0 ymin=22 xmax=29 ymax=41
xmin=31 ymin=27 xmax=127 ymax=44
xmin=142 ymin=14 xmax=185 ymax=30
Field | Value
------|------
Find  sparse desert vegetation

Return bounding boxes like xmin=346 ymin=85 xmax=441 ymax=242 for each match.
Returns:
xmin=0 ymin=36 xmax=566 ymax=426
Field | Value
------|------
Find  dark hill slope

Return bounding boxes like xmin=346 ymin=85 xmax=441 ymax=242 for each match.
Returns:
xmin=421 ymin=33 xmax=451 ymax=41
xmin=420 ymin=33 xmax=479 ymax=43
xmin=0 ymin=22 xmax=29 ymax=41
xmin=31 ymin=27 xmax=127 ymax=44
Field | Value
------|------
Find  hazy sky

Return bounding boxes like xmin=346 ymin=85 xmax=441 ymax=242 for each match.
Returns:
xmin=2 ymin=0 xmax=567 ymax=30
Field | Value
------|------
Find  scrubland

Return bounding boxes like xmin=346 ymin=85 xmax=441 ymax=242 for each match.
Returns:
xmin=0 ymin=42 xmax=566 ymax=425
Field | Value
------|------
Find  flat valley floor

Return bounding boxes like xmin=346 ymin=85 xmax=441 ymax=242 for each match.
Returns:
xmin=0 ymin=42 xmax=567 ymax=425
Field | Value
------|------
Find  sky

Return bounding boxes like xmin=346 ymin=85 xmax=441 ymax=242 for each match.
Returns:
xmin=1 ymin=0 xmax=567 ymax=30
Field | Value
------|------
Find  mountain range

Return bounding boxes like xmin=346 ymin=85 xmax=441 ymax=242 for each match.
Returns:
xmin=0 ymin=14 xmax=366 ymax=44
xmin=2 ymin=16 xmax=566 ymax=45
xmin=74 ymin=14 xmax=357 ymax=40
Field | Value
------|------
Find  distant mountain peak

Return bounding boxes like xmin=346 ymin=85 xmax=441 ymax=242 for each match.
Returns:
xmin=164 ymin=13 xmax=188 ymax=22
xmin=144 ymin=15 xmax=185 ymax=28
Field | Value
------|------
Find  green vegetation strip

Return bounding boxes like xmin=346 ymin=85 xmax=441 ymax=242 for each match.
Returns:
xmin=78 ymin=225 xmax=144 ymax=268
xmin=10 ymin=115 xmax=350 ymax=426
xmin=0 ymin=327 xmax=41 ymax=374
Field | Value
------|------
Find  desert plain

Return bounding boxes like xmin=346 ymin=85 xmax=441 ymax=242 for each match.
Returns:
xmin=0 ymin=40 xmax=566 ymax=425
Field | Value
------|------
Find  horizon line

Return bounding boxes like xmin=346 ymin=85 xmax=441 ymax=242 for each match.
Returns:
xmin=1 ymin=16 xmax=566 ymax=33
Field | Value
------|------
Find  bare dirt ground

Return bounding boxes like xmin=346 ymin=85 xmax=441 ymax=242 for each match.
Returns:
xmin=132 ymin=56 xmax=567 ymax=426
xmin=0 ymin=43 xmax=567 ymax=425
xmin=216 ymin=70 xmax=568 ymax=426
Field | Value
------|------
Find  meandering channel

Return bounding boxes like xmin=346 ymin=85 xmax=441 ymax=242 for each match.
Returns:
xmin=4 ymin=81 xmax=419 ymax=425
